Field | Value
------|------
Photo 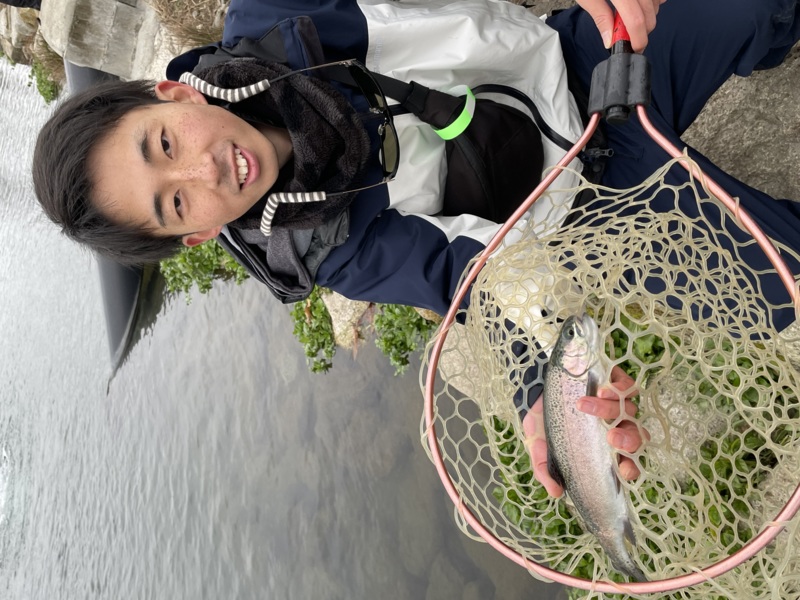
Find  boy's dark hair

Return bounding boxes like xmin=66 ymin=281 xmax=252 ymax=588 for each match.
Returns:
xmin=32 ymin=79 xmax=184 ymax=266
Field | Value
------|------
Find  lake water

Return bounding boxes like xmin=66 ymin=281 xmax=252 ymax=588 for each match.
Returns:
xmin=0 ymin=61 xmax=565 ymax=599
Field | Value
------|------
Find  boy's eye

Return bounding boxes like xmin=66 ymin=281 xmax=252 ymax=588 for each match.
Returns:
xmin=174 ymin=194 xmax=182 ymax=215
xmin=161 ymin=135 xmax=172 ymax=157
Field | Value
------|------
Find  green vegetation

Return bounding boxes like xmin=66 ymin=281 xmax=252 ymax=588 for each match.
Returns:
xmin=27 ymin=31 xmax=67 ymax=104
xmin=160 ymin=239 xmax=249 ymax=301
xmin=290 ymin=286 xmax=337 ymax=373
xmin=290 ymin=292 xmax=438 ymax=375
xmin=373 ymin=304 xmax=438 ymax=375
xmin=27 ymin=60 xmax=61 ymax=104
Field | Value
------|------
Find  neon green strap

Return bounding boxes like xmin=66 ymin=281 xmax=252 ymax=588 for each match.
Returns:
xmin=434 ymin=86 xmax=476 ymax=141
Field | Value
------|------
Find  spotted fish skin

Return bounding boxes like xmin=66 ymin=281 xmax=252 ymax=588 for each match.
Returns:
xmin=543 ymin=314 xmax=647 ymax=582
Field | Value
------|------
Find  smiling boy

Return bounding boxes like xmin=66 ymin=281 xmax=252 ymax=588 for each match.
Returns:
xmin=32 ymin=0 xmax=800 ymax=496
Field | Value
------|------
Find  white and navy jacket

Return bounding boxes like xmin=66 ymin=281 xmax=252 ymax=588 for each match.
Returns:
xmin=167 ymin=0 xmax=585 ymax=315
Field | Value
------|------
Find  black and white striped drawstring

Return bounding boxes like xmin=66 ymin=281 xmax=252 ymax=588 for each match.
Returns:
xmin=179 ymin=71 xmax=272 ymax=103
xmin=260 ymin=192 xmax=329 ymax=237
xmin=179 ymin=71 xmax=332 ymax=237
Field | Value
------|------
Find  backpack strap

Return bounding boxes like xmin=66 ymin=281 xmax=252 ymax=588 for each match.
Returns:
xmin=324 ymin=64 xmax=574 ymax=152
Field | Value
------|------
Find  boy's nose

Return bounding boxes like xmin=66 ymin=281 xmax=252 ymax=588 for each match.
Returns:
xmin=174 ymin=153 xmax=220 ymax=186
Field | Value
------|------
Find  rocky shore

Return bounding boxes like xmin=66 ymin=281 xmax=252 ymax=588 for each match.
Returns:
xmin=0 ymin=6 xmax=38 ymax=63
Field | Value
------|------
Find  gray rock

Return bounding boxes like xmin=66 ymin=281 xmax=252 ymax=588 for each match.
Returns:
xmin=0 ymin=6 xmax=38 ymax=63
xmin=39 ymin=0 xmax=168 ymax=80
xmin=320 ymin=291 xmax=371 ymax=351
xmin=684 ymin=46 xmax=800 ymax=202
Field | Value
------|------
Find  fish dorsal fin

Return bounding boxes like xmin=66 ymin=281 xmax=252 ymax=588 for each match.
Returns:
xmin=547 ymin=453 xmax=567 ymax=489
xmin=611 ymin=465 xmax=621 ymax=494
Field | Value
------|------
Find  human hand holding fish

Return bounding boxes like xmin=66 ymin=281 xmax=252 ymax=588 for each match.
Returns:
xmin=522 ymin=365 xmax=645 ymax=498
xmin=529 ymin=315 xmax=648 ymax=580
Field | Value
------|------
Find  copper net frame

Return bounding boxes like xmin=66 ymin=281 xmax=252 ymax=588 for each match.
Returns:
xmin=421 ymin=15 xmax=800 ymax=596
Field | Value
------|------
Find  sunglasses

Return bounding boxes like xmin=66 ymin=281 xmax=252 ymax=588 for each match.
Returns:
xmin=248 ymin=59 xmax=401 ymax=236
xmin=268 ymin=58 xmax=400 ymax=193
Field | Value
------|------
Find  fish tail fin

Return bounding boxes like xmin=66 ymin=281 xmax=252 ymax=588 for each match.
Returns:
xmin=617 ymin=560 xmax=648 ymax=583
xmin=607 ymin=543 xmax=648 ymax=582
xmin=603 ymin=522 xmax=649 ymax=582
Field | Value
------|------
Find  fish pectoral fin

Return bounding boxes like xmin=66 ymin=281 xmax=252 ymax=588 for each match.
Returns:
xmin=547 ymin=454 xmax=567 ymax=490
xmin=611 ymin=465 xmax=621 ymax=494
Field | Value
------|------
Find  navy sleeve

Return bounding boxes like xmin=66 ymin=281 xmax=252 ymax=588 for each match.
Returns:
xmin=315 ymin=208 xmax=486 ymax=316
xmin=223 ymin=0 xmax=369 ymax=62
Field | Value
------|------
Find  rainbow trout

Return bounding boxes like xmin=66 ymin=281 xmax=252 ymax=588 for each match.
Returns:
xmin=543 ymin=313 xmax=647 ymax=582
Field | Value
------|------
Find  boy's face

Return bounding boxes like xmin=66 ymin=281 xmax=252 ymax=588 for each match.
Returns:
xmin=88 ymin=81 xmax=284 ymax=247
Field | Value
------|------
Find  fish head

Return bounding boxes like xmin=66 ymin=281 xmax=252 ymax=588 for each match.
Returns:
xmin=554 ymin=313 xmax=601 ymax=377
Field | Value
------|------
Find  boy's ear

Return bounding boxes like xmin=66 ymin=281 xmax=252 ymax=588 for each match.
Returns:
xmin=154 ymin=80 xmax=208 ymax=105
xmin=182 ymin=226 xmax=223 ymax=248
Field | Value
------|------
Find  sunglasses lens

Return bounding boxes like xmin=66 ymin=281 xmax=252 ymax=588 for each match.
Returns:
xmin=348 ymin=65 xmax=388 ymax=112
xmin=379 ymin=122 xmax=400 ymax=179
xmin=347 ymin=62 xmax=399 ymax=181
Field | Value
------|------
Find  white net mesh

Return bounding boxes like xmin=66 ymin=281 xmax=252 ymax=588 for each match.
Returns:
xmin=421 ymin=155 xmax=800 ymax=598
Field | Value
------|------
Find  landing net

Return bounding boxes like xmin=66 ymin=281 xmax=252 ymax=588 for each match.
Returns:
xmin=421 ymin=152 xmax=800 ymax=598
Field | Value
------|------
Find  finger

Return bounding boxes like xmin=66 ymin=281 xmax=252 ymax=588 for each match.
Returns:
xmin=575 ymin=0 xmax=616 ymax=47
xmin=522 ymin=393 xmax=544 ymax=438
xmin=609 ymin=365 xmax=636 ymax=389
xmin=577 ymin=396 xmax=638 ymax=420
xmin=609 ymin=0 xmax=654 ymax=52
xmin=522 ymin=399 xmax=564 ymax=498
xmin=531 ymin=438 xmax=564 ymax=498
xmin=619 ymin=456 xmax=641 ymax=480
xmin=599 ymin=366 xmax=638 ymax=399
xmin=607 ymin=420 xmax=645 ymax=452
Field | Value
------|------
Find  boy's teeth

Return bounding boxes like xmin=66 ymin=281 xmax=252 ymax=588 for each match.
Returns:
xmin=235 ymin=148 xmax=248 ymax=185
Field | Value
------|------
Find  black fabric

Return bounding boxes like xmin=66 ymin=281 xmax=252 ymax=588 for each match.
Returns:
xmin=0 ymin=0 xmax=41 ymax=8
xmin=443 ymin=100 xmax=544 ymax=222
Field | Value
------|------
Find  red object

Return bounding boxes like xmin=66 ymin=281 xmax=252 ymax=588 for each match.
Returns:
xmin=612 ymin=11 xmax=631 ymax=45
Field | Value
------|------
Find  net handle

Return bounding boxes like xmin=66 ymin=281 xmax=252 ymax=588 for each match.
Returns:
xmin=423 ymin=37 xmax=800 ymax=596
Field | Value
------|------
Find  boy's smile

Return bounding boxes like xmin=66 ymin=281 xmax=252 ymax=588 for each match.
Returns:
xmin=88 ymin=80 xmax=292 ymax=247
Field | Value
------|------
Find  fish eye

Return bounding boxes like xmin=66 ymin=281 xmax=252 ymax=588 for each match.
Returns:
xmin=566 ymin=326 xmax=575 ymax=338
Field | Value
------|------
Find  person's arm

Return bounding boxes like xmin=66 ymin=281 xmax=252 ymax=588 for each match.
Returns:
xmin=575 ymin=0 xmax=668 ymax=52
xmin=223 ymin=0 xmax=368 ymax=62
xmin=316 ymin=207 xmax=489 ymax=315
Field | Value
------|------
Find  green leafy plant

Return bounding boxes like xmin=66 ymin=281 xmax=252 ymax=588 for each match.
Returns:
xmin=290 ymin=286 xmax=337 ymax=373
xmin=373 ymin=304 xmax=438 ymax=375
xmin=288 ymin=293 xmax=438 ymax=375
xmin=160 ymin=239 xmax=249 ymax=302
xmin=27 ymin=60 xmax=61 ymax=104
